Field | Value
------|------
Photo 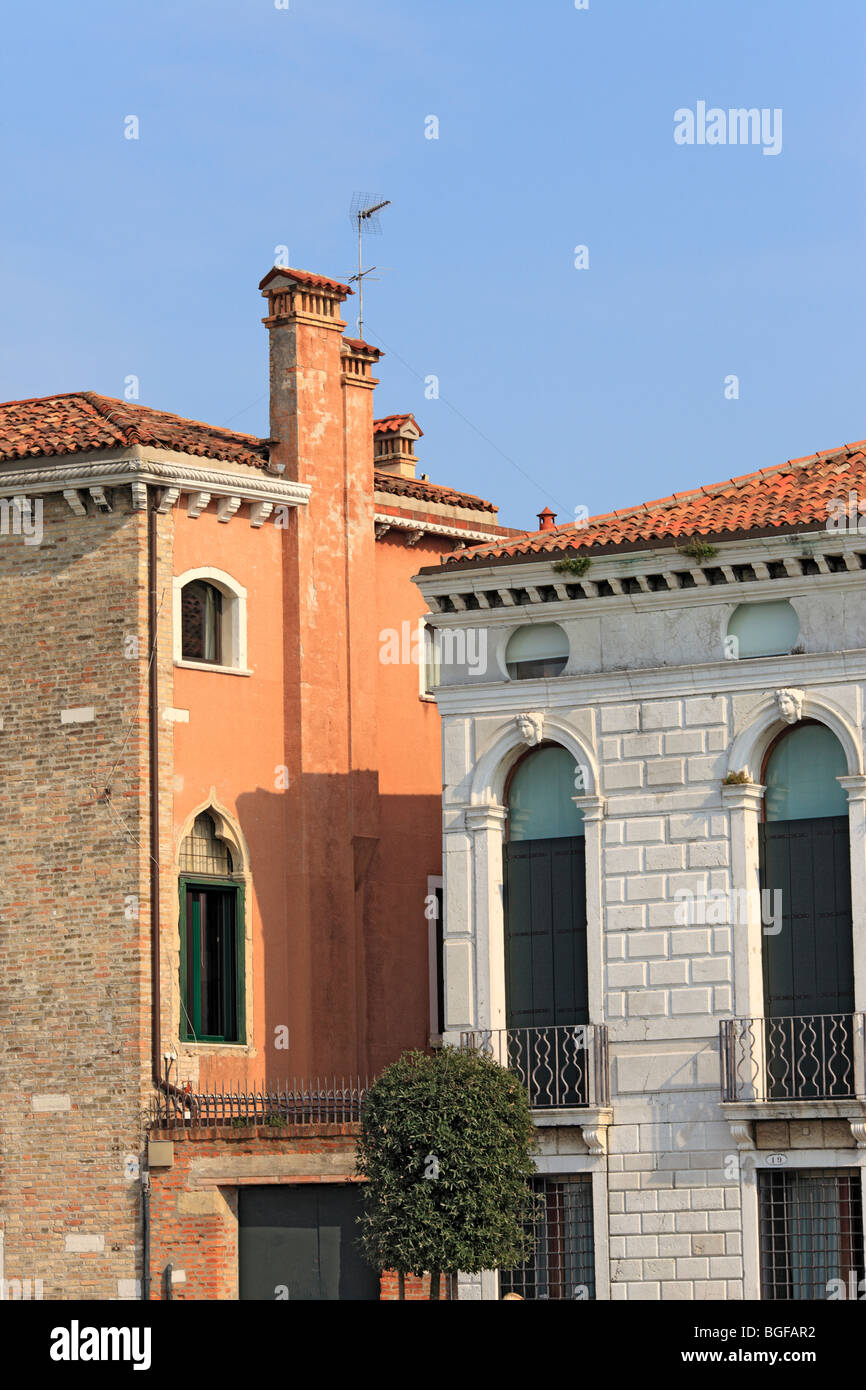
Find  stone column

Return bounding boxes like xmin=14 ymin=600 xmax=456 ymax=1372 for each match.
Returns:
xmin=838 ymin=775 xmax=866 ymax=1095
xmin=464 ymin=804 xmax=508 ymax=1038
xmin=575 ymin=794 xmax=606 ymax=1024
xmin=721 ymin=783 xmax=766 ymax=1100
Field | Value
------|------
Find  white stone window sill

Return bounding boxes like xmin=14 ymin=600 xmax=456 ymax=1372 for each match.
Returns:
xmin=180 ymin=1042 xmax=258 ymax=1057
xmin=174 ymin=660 xmax=253 ymax=677
xmin=419 ymin=693 xmax=437 ymax=703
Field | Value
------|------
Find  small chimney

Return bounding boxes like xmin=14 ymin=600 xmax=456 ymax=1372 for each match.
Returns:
xmin=373 ymin=414 xmax=423 ymax=479
xmin=537 ymin=506 xmax=557 ymax=531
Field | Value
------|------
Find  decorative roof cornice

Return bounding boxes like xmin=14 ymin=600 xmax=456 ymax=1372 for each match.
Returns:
xmin=0 ymin=447 xmax=310 ymax=509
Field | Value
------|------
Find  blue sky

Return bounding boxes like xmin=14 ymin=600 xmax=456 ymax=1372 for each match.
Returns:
xmin=1 ymin=0 xmax=863 ymax=530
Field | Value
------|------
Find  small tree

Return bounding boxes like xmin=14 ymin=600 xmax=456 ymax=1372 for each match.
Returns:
xmin=356 ymin=1046 xmax=539 ymax=1299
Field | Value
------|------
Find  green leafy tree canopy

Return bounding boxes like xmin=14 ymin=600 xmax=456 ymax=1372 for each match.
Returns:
xmin=356 ymin=1046 xmax=539 ymax=1288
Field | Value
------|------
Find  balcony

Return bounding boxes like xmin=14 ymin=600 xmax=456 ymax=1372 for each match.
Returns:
xmin=720 ymin=1013 xmax=866 ymax=1104
xmin=460 ymin=1024 xmax=610 ymax=1115
xmin=151 ymin=1078 xmax=368 ymax=1131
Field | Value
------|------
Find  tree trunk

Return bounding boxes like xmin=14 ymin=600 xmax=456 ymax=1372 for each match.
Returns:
xmin=429 ymin=1270 xmax=441 ymax=1300
xmin=398 ymin=1272 xmax=405 ymax=1301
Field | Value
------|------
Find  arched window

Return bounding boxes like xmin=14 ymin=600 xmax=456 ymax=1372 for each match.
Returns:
xmin=173 ymin=567 xmax=249 ymax=672
xmin=181 ymin=581 xmax=222 ymax=664
xmin=727 ymin=601 xmax=799 ymax=660
xmin=506 ymin=623 xmax=568 ymax=680
xmin=178 ymin=811 xmax=245 ymax=1044
xmin=759 ymin=723 xmax=853 ymax=1097
xmin=503 ymin=744 xmax=587 ymax=1105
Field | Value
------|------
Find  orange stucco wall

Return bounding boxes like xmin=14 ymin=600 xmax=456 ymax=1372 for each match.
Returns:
xmin=170 ymin=505 xmax=454 ymax=1088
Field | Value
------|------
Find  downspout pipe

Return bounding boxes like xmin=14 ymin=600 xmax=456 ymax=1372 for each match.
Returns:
xmin=147 ymin=495 xmax=195 ymax=1111
xmin=144 ymin=493 xmax=194 ymax=1304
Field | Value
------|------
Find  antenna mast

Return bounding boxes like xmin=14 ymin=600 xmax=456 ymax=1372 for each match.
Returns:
xmin=349 ymin=194 xmax=390 ymax=339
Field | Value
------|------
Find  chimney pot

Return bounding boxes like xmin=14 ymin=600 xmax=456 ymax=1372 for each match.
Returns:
xmin=538 ymin=507 xmax=557 ymax=531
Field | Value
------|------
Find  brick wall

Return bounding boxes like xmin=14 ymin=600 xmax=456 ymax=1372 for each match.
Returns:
xmin=0 ymin=492 xmax=152 ymax=1299
xmin=147 ymin=1123 xmax=447 ymax=1300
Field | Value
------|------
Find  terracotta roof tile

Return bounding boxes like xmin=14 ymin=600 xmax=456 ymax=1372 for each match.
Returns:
xmin=373 ymin=413 xmax=423 ymax=437
xmin=0 ymin=392 xmax=268 ymax=468
xmin=374 ymin=470 xmax=496 ymax=513
xmin=442 ymin=440 xmax=866 ymax=567
xmin=343 ymin=337 xmax=382 ymax=357
xmin=258 ymin=266 xmax=352 ymax=295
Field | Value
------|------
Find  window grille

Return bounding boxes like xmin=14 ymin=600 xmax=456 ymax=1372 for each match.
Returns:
xmin=179 ymin=813 xmax=233 ymax=876
xmin=759 ymin=1168 xmax=864 ymax=1300
xmin=501 ymin=1175 xmax=595 ymax=1300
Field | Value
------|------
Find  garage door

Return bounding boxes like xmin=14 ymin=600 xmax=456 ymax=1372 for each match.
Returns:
xmin=238 ymin=1184 xmax=379 ymax=1301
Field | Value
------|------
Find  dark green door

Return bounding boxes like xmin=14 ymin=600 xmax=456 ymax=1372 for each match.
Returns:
xmin=759 ymin=816 xmax=854 ymax=1097
xmin=238 ymin=1185 xmax=379 ymax=1301
xmin=503 ymin=836 xmax=588 ymax=1105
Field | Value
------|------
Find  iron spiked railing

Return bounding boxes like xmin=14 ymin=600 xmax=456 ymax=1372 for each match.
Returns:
xmin=720 ymin=1014 xmax=866 ymax=1102
xmin=460 ymin=1024 xmax=609 ymax=1109
xmin=152 ymin=1077 xmax=368 ymax=1129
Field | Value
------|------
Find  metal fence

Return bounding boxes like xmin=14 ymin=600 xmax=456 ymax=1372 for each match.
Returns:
xmin=151 ymin=1077 xmax=368 ymax=1130
xmin=460 ymin=1024 xmax=609 ymax=1109
xmin=720 ymin=1014 xmax=865 ymax=1102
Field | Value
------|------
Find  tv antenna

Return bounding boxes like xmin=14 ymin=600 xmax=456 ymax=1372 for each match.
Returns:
xmin=349 ymin=194 xmax=390 ymax=339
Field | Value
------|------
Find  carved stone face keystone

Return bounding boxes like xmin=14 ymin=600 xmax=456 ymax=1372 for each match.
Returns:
xmin=515 ymin=712 xmax=544 ymax=746
xmin=775 ymin=688 xmax=804 ymax=725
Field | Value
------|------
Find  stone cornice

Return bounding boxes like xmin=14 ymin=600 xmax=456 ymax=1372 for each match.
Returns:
xmin=433 ymin=648 xmax=866 ymax=716
xmin=374 ymin=512 xmax=503 ymax=543
xmin=720 ymin=782 xmax=766 ymax=811
xmin=0 ymin=448 xmax=310 ymax=509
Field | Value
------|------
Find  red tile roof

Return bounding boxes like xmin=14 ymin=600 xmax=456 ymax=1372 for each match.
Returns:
xmin=0 ymin=392 xmax=268 ymax=468
xmin=258 ymin=266 xmax=352 ymax=295
xmin=374 ymin=470 xmax=497 ymax=513
xmin=373 ymin=413 xmax=423 ymax=437
xmin=0 ymin=393 xmax=502 ymax=522
xmin=441 ymin=440 xmax=866 ymax=567
xmin=343 ymin=337 xmax=382 ymax=357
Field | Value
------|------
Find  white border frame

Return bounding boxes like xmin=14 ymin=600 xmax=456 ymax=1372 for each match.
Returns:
xmin=173 ymin=566 xmax=250 ymax=675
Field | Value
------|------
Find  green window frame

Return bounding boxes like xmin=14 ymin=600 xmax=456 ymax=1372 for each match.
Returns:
xmin=179 ymin=876 xmax=245 ymax=1044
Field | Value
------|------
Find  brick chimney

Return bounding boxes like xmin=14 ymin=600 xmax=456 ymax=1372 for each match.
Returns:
xmin=373 ymin=414 xmax=423 ymax=479
xmin=259 ymin=265 xmax=382 ymax=1074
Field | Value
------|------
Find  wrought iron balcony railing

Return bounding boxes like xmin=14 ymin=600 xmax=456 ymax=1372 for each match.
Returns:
xmin=151 ymin=1077 xmax=368 ymax=1129
xmin=720 ymin=1014 xmax=866 ymax=1103
xmin=460 ymin=1024 xmax=610 ymax=1110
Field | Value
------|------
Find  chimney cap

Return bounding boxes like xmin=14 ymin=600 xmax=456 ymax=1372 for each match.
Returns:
xmin=259 ymin=265 xmax=353 ymax=296
xmin=537 ymin=506 xmax=557 ymax=531
xmin=373 ymin=413 xmax=423 ymax=440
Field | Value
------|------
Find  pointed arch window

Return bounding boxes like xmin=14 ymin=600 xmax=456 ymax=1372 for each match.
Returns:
xmin=179 ymin=812 xmax=245 ymax=1044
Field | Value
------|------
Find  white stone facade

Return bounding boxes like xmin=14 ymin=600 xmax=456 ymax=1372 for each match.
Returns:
xmin=417 ymin=535 xmax=866 ymax=1300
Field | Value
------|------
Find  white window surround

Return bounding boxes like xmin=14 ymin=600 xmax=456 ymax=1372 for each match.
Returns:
xmin=173 ymin=796 xmax=255 ymax=1059
xmin=427 ymin=874 xmax=443 ymax=1044
xmin=443 ymin=711 xmax=603 ymax=1040
xmin=420 ymin=621 xmax=439 ymax=702
xmin=173 ymin=567 xmax=250 ymax=674
xmin=721 ymin=692 xmax=866 ymax=1158
xmin=442 ymin=712 xmax=610 ymax=1161
xmin=722 ymin=690 xmax=866 ymax=1028
xmin=737 ymin=1153 xmax=866 ymax=1300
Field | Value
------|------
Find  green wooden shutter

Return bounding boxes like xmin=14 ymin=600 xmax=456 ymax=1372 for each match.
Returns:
xmin=504 ymin=836 xmax=588 ymax=1028
xmin=760 ymin=816 xmax=853 ymax=1017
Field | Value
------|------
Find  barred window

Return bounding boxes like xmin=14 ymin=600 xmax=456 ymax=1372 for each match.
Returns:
xmin=179 ymin=813 xmax=233 ymax=876
xmin=759 ymin=1169 xmax=864 ymax=1300
xmin=501 ymin=1175 xmax=595 ymax=1300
